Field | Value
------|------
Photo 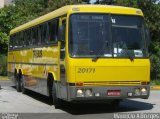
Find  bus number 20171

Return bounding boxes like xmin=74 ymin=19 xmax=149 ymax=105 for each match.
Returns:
xmin=77 ymin=68 xmax=95 ymax=73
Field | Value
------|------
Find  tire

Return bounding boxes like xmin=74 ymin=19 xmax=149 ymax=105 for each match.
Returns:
xmin=110 ymin=99 xmax=121 ymax=110
xmin=47 ymin=75 xmax=53 ymax=103
xmin=52 ymin=82 xmax=62 ymax=109
xmin=16 ymin=74 xmax=21 ymax=92
xmin=21 ymin=75 xmax=26 ymax=94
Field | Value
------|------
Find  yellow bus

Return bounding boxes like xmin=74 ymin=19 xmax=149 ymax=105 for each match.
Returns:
xmin=8 ymin=5 xmax=150 ymax=108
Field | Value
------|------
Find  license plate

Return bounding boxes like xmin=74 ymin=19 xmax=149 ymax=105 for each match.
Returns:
xmin=107 ymin=90 xmax=121 ymax=96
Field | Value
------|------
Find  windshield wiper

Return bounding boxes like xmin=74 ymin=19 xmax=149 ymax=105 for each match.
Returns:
xmin=91 ymin=49 xmax=104 ymax=62
xmin=92 ymin=55 xmax=102 ymax=62
xmin=124 ymin=50 xmax=134 ymax=62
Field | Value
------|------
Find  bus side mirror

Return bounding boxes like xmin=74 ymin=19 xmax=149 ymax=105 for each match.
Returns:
xmin=58 ymin=25 xmax=65 ymax=42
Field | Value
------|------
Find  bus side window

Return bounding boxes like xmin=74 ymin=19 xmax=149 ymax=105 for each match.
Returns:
xmin=46 ymin=23 xmax=50 ymax=44
xmin=48 ymin=19 xmax=58 ymax=43
xmin=38 ymin=23 xmax=48 ymax=45
xmin=23 ymin=31 xmax=25 ymax=47
xmin=9 ymin=36 xmax=13 ymax=50
xmin=28 ymin=29 xmax=32 ymax=45
xmin=32 ymin=27 xmax=38 ymax=46
xmin=19 ymin=32 xmax=23 ymax=48
xmin=12 ymin=34 xmax=16 ymax=49
xmin=61 ymin=19 xmax=66 ymax=48
xmin=60 ymin=19 xmax=66 ymax=60
xmin=15 ymin=34 xmax=18 ymax=49
xmin=31 ymin=28 xmax=35 ymax=45
xmin=27 ymin=29 xmax=31 ymax=46
xmin=26 ymin=30 xmax=29 ymax=46
xmin=38 ymin=25 xmax=42 ymax=45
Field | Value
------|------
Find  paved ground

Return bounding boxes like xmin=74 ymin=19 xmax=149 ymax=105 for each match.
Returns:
xmin=0 ymin=80 xmax=160 ymax=119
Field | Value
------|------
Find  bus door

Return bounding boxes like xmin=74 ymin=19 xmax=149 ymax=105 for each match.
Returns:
xmin=59 ymin=17 xmax=67 ymax=99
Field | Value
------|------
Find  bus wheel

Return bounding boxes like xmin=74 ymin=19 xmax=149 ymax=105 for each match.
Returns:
xmin=52 ymin=82 xmax=62 ymax=109
xmin=110 ymin=99 xmax=121 ymax=109
xmin=21 ymin=76 xmax=26 ymax=94
xmin=16 ymin=74 xmax=21 ymax=92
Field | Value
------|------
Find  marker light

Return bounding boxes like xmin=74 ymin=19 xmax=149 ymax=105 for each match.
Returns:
xmin=141 ymin=88 xmax=147 ymax=95
xmin=134 ymin=88 xmax=141 ymax=96
xmin=95 ymin=93 xmax=100 ymax=97
xmin=136 ymin=10 xmax=141 ymax=15
xmin=76 ymin=89 xmax=84 ymax=97
xmin=72 ymin=8 xmax=80 ymax=11
xmin=85 ymin=89 xmax=93 ymax=97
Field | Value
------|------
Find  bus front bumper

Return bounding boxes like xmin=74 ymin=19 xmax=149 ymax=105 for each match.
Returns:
xmin=67 ymin=85 xmax=150 ymax=102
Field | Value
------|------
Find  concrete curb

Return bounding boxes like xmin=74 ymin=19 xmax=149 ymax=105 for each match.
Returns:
xmin=150 ymin=85 xmax=160 ymax=90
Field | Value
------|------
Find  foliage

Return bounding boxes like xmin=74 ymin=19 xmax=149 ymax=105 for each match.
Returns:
xmin=0 ymin=55 xmax=7 ymax=76
xmin=151 ymin=78 xmax=160 ymax=85
xmin=0 ymin=32 xmax=8 ymax=55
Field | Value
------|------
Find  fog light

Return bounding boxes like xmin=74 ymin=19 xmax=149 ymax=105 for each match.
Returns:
xmin=135 ymin=88 xmax=141 ymax=96
xmin=95 ymin=93 xmax=100 ymax=97
xmin=85 ymin=89 xmax=93 ymax=97
xmin=77 ymin=89 xmax=84 ymax=97
xmin=128 ymin=92 xmax=133 ymax=97
xmin=141 ymin=87 xmax=147 ymax=95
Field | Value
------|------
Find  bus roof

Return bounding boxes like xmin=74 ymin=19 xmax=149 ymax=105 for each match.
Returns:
xmin=10 ymin=5 xmax=143 ymax=35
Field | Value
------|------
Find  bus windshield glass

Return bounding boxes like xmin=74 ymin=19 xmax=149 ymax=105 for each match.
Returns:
xmin=69 ymin=14 xmax=148 ymax=58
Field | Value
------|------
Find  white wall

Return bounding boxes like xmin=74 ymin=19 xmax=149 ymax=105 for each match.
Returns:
xmin=4 ymin=0 xmax=13 ymax=5
xmin=0 ymin=0 xmax=13 ymax=8
xmin=0 ymin=0 xmax=5 ymax=8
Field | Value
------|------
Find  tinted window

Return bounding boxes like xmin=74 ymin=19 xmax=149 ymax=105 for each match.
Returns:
xmin=69 ymin=14 xmax=111 ymax=57
xmin=48 ymin=19 xmax=58 ymax=43
xmin=32 ymin=27 xmax=38 ymax=45
xmin=69 ymin=14 xmax=148 ymax=58
xmin=9 ymin=35 xmax=14 ymax=50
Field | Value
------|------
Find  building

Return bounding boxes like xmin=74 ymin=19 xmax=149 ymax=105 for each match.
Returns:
xmin=0 ymin=0 xmax=13 ymax=8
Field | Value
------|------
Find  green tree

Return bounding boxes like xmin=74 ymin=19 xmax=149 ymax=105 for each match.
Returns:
xmin=0 ymin=32 xmax=8 ymax=55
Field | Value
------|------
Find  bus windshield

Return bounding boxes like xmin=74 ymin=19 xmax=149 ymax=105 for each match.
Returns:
xmin=69 ymin=14 xmax=148 ymax=58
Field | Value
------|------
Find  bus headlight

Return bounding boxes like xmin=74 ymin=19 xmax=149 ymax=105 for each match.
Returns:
xmin=141 ymin=87 xmax=147 ymax=95
xmin=76 ymin=89 xmax=84 ymax=97
xmin=85 ymin=89 xmax=93 ymax=97
xmin=134 ymin=88 xmax=141 ymax=96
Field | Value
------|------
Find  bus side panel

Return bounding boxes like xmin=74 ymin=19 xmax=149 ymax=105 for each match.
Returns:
xmin=22 ymin=45 xmax=59 ymax=96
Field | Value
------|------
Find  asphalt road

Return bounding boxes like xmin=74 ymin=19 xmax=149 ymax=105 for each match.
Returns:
xmin=0 ymin=80 xmax=160 ymax=119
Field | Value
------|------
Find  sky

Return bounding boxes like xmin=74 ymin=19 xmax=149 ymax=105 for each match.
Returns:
xmin=155 ymin=0 xmax=160 ymax=4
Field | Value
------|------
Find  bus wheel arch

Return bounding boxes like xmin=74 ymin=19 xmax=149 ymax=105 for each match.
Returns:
xmin=47 ymin=72 xmax=62 ymax=108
